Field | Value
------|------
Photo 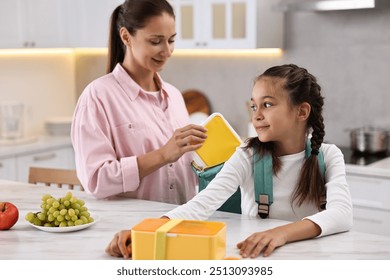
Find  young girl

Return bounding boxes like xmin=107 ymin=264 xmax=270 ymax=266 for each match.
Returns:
xmin=105 ymin=64 xmax=353 ymax=258
xmin=71 ymin=0 xmax=207 ymax=202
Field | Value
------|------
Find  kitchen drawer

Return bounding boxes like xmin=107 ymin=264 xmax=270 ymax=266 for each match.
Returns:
xmin=0 ymin=157 xmax=17 ymax=180
xmin=347 ymin=174 xmax=390 ymax=211
xmin=352 ymin=207 xmax=390 ymax=236
xmin=16 ymin=147 xmax=76 ymax=182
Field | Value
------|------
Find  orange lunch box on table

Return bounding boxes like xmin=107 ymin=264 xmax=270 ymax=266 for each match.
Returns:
xmin=131 ymin=218 xmax=226 ymax=260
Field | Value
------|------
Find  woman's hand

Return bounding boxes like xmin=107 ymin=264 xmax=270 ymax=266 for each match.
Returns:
xmin=236 ymin=228 xmax=288 ymax=258
xmin=160 ymin=124 xmax=207 ymax=163
xmin=105 ymin=230 xmax=132 ymax=259
xmin=137 ymin=124 xmax=207 ymax=179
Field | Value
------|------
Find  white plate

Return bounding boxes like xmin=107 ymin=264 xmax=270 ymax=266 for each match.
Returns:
xmin=28 ymin=215 xmax=99 ymax=233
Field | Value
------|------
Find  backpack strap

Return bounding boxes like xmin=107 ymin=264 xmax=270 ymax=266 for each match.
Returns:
xmin=254 ymin=141 xmax=326 ymax=218
xmin=253 ymin=153 xmax=273 ymax=218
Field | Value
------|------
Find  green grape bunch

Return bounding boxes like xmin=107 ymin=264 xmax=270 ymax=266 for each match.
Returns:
xmin=25 ymin=192 xmax=94 ymax=227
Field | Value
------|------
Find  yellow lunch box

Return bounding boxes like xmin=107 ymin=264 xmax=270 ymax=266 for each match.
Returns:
xmin=131 ymin=218 xmax=226 ymax=260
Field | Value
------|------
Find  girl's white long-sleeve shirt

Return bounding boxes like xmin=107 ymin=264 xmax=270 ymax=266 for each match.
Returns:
xmin=165 ymin=143 xmax=353 ymax=237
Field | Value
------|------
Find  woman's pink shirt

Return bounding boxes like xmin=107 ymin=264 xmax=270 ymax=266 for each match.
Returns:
xmin=71 ymin=64 xmax=197 ymax=204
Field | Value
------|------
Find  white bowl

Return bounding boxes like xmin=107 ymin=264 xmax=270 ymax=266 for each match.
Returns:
xmin=45 ymin=117 xmax=72 ymax=136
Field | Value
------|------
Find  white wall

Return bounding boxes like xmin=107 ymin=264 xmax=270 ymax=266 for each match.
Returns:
xmin=0 ymin=52 xmax=76 ymax=137
xmin=282 ymin=8 xmax=390 ymax=146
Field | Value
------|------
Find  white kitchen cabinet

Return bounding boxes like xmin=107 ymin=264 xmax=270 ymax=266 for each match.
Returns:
xmin=169 ymin=0 xmax=283 ymax=49
xmin=0 ymin=157 xmax=17 ymax=181
xmin=0 ymin=0 xmax=283 ymax=49
xmin=16 ymin=146 xmax=76 ymax=183
xmin=352 ymin=207 xmax=390 ymax=237
xmin=347 ymin=173 xmax=390 ymax=236
xmin=348 ymin=174 xmax=390 ymax=211
xmin=0 ymin=1 xmax=23 ymax=48
xmin=0 ymin=0 xmax=68 ymax=48
xmin=66 ymin=0 xmax=123 ymax=48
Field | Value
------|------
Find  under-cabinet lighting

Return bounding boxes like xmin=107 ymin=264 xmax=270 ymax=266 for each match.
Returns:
xmin=0 ymin=48 xmax=282 ymax=57
xmin=172 ymin=48 xmax=283 ymax=57
xmin=73 ymin=48 xmax=108 ymax=55
xmin=0 ymin=48 xmax=73 ymax=56
xmin=71 ymin=48 xmax=282 ymax=57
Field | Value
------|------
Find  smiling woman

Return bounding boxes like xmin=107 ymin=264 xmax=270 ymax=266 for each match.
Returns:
xmin=71 ymin=0 xmax=207 ymax=204
xmin=106 ymin=0 xmax=176 ymax=75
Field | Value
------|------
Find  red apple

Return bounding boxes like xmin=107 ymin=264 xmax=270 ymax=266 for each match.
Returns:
xmin=0 ymin=202 xmax=19 ymax=230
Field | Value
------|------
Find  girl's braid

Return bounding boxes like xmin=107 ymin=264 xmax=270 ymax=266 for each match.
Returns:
xmin=307 ymin=73 xmax=325 ymax=155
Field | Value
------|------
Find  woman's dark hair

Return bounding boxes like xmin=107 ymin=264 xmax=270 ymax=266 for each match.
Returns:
xmin=107 ymin=0 xmax=175 ymax=73
xmin=245 ymin=64 xmax=326 ymax=210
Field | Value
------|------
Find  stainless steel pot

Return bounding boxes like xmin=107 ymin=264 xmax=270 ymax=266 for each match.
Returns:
xmin=350 ymin=127 xmax=389 ymax=154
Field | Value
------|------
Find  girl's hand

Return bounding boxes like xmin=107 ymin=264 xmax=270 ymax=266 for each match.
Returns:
xmin=161 ymin=124 xmax=207 ymax=163
xmin=237 ymin=220 xmax=321 ymax=258
xmin=236 ymin=228 xmax=288 ymax=258
xmin=105 ymin=230 xmax=132 ymax=259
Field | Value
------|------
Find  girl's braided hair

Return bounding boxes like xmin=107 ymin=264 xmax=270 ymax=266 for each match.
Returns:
xmin=245 ymin=64 xmax=326 ymax=209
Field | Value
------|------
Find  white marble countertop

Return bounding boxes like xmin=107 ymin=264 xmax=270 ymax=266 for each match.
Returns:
xmin=346 ymin=161 xmax=390 ymax=179
xmin=1 ymin=180 xmax=390 ymax=260
xmin=368 ymin=157 xmax=390 ymax=169
xmin=0 ymin=135 xmax=72 ymax=158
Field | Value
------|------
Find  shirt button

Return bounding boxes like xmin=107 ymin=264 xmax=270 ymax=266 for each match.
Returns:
xmin=128 ymin=124 xmax=132 ymax=128
xmin=169 ymin=164 xmax=173 ymax=167
xmin=169 ymin=184 xmax=174 ymax=189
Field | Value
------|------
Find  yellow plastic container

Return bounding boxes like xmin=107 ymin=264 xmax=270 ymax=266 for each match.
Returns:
xmin=131 ymin=218 xmax=226 ymax=260
xmin=193 ymin=113 xmax=242 ymax=170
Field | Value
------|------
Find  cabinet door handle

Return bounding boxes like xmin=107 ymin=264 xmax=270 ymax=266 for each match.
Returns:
xmin=33 ymin=153 xmax=57 ymax=162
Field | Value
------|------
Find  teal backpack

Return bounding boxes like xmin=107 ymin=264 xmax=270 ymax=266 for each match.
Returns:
xmin=193 ymin=141 xmax=326 ymax=217
xmin=192 ymin=163 xmax=242 ymax=214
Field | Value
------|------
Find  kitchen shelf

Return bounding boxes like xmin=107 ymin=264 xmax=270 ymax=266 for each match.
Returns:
xmin=0 ymin=135 xmax=75 ymax=182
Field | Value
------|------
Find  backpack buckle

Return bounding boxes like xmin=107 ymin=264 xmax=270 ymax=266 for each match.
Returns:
xmin=258 ymin=194 xmax=270 ymax=219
